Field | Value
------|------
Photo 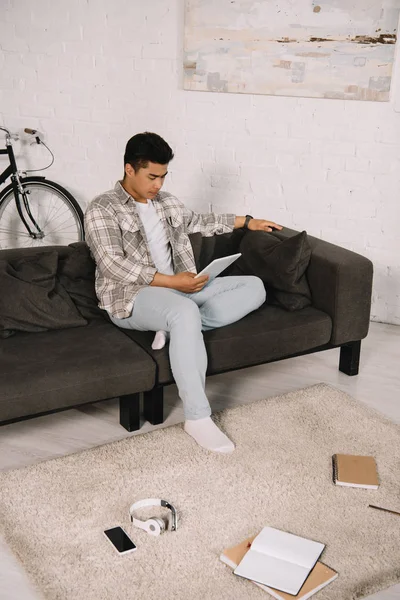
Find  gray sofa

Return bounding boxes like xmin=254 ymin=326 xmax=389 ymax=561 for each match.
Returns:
xmin=0 ymin=227 xmax=373 ymax=432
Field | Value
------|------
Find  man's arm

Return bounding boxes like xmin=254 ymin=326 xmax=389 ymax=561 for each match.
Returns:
xmin=182 ymin=204 xmax=281 ymax=235
xmin=234 ymin=216 xmax=283 ymax=232
xmin=84 ymin=202 xmax=157 ymax=285
xmin=182 ymin=203 xmax=235 ymax=236
xmin=150 ymin=272 xmax=173 ymax=288
xmin=234 ymin=216 xmax=246 ymax=229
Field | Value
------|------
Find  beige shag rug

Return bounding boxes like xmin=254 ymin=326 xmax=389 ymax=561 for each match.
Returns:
xmin=1 ymin=383 xmax=400 ymax=600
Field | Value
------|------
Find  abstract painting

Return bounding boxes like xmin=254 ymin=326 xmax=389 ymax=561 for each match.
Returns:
xmin=184 ymin=0 xmax=400 ymax=100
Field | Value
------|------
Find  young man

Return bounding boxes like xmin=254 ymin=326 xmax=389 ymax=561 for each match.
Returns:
xmin=84 ymin=132 xmax=282 ymax=454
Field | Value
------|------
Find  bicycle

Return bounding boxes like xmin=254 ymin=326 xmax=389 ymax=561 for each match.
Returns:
xmin=0 ymin=126 xmax=84 ymax=249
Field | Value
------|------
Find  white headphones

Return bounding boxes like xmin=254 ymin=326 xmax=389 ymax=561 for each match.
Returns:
xmin=129 ymin=498 xmax=178 ymax=537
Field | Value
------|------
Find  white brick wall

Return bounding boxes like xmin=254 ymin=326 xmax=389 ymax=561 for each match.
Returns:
xmin=0 ymin=0 xmax=399 ymax=325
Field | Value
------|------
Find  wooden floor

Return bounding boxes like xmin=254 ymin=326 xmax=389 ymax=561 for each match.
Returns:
xmin=0 ymin=321 xmax=399 ymax=600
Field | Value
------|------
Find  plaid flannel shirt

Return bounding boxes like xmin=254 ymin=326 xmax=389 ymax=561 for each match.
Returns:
xmin=84 ymin=181 xmax=236 ymax=318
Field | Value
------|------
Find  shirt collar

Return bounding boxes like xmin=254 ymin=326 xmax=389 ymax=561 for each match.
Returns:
xmin=114 ymin=181 xmax=161 ymax=205
xmin=114 ymin=181 xmax=133 ymax=205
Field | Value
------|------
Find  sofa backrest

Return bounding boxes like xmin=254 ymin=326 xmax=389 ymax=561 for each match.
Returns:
xmin=0 ymin=242 xmax=109 ymax=339
xmin=0 ymin=244 xmax=73 ymax=261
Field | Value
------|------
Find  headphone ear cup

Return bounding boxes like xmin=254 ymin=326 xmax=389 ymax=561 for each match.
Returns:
xmin=145 ymin=517 xmax=165 ymax=536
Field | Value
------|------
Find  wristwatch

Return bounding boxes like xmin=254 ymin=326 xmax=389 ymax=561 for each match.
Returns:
xmin=243 ymin=214 xmax=253 ymax=229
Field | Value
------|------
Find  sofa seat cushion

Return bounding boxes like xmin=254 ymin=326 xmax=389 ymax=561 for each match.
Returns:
xmin=0 ymin=320 xmax=156 ymax=422
xmin=119 ymin=305 xmax=332 ymax=385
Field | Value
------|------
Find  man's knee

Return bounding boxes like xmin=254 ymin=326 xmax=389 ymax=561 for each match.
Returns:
xmin=169 ymin=298 xmax=201 ymax=329
xmin=247 ymin=275 xmax=266 ymax=306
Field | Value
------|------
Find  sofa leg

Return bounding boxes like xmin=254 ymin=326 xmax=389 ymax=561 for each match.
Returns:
xmin=119 ymin=393 xmax=141 ymax=431
xmin=339 ymin=340 xmax=361 ymax=376
xmin=143 ymin=387 xmax=164 ymax=425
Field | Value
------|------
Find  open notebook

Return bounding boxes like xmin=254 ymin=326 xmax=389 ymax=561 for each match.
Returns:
xmin=233 ymin=527 xmax=325 ymax=595
xmin=221 ymin=535 xmax=338 ymax=600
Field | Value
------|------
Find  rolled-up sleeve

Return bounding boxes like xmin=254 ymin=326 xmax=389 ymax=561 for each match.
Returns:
xmin=84 ymin=203 xmax=157 ymax=285
xmin=182 ymin=204 xmax=236 ymax=236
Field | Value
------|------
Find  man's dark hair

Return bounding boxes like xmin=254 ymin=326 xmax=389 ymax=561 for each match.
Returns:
xmin=124 ymin=132 xmax=174 ymax=172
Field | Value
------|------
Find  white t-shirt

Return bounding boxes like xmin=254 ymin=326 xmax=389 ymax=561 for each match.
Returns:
xmin=135 ymin=200 xmax=175 ymax=276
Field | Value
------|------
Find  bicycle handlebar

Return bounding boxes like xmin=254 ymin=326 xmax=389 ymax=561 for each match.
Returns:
xmin=1 ymin=126 xmax=42 ymax=143
xmin=24 ymin=128 xmax=42 ymax=144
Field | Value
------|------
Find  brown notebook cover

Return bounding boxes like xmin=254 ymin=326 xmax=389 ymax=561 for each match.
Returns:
xmin=332 ymin=454 xmax=379 ymax=489
xmin=220 ymin=536 xmax=338 ymax=600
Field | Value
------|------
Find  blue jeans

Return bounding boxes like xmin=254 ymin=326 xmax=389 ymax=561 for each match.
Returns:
xmin=109 ymin=276 xmax=266 ymax=420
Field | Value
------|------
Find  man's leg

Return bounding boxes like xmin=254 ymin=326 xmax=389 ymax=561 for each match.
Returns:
xmin=109 ymin=287 xmax=234 ymax=453
xmin=150 ymin=275 xmax=265 ymax=349
xmin=189 ymin=275 xmax=266 ymax=330
xmin=183 ymin=275 xmax=265 ymax=450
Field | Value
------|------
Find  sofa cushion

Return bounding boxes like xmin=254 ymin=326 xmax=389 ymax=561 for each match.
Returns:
xmin=58 ymin=242 xmax=109 ymax=321
xmin=189 ymin=229 xmax=246 ymax=272
xmin=0 ymin=251 xmax=87 ymax=338
xmin=118 ymin=304 xmax=332 ymax=385
xmin=226 ymin=230 xmax=312 ymax=311
xmin=0 ymin=320 xmax=156 ymax=422
xmin=0 ymin=244 xmax=72 ymax=263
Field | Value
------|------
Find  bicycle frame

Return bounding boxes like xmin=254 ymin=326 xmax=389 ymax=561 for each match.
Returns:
xmin=0 ymin=142 xmax=15 ymax=185
xmin=0 ymin=133 xmax=44 ymax=238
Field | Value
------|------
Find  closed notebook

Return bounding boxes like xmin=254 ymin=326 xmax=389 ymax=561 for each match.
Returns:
xmin=232 ymin=527 xmax=325 ymax=595
xmin=332 ymin=454 xmax=379 ymax=489
xmin=220 ymin=536 xmax=338 ymax=600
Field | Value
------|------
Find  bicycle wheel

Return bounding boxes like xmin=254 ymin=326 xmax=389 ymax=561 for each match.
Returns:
xmin=0 ymin=177 xmax=84 ymax=249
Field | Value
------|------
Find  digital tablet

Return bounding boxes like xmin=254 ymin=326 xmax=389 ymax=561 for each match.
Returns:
xmin=194 ymin=253 xmax=242 ymax=280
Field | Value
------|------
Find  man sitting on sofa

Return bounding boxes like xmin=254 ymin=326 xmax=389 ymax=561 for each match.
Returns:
xmin=84 ymin=132 xmax=282 ymax=454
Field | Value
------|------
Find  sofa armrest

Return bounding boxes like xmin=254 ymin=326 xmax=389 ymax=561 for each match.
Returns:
xmin=272 ymin=227 xmax=373 ymax=346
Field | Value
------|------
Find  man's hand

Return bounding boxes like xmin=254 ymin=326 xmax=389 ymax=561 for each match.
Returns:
xmin=248 ymin=219 xmax=282 ymax=232
xmin=234 ymin=216 xmax=283 ymax=231
xmin=171 ymin=272 xmax=209 ymax=293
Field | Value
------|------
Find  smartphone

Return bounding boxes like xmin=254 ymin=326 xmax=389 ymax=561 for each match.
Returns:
xmin=104 ymin=526 xmax=137 ymax=555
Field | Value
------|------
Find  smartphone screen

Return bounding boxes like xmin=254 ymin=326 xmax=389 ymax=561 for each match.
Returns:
xmin=104 ymin=527 xmax=137 ymax=554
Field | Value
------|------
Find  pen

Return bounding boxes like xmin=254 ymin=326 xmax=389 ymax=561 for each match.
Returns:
xmin=368 ymin=504 xmax=400 ymax=517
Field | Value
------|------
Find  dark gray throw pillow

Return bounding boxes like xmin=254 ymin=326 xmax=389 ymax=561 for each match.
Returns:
xmin=225 ymin=230 xmax=312 ymax=311
xmin=57 ymin=242 xmax=110 ymax=321
xmin=0 ymin=250 xmax=87 ymax=338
